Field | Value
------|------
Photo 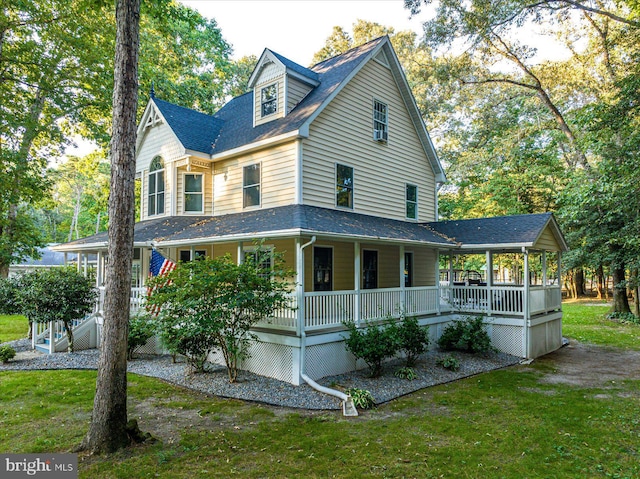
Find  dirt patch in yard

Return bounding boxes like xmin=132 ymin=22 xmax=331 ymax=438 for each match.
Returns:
xmin=527 ymin=339 xmax=640 ymax=388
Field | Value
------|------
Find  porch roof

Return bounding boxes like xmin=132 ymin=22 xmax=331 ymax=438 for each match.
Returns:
xmin=51 ymin=207 xmax=568 ymax=253
xmin=426 ymin=212 xmax=569 ymax=252
xmin=52 ymin=205 xmax=457 ymax=251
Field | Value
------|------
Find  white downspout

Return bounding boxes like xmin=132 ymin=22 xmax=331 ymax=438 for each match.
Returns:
xmin=297 ymin=235 xmax=358 ymax=417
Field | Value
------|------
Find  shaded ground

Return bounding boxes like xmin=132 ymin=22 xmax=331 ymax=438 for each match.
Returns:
xmin=129 ymin=339 xmax=640 ymax=443
xmin=525 ymin=339 xmax=640 ymax=387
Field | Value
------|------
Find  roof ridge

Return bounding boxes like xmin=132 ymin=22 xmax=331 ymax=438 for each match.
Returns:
xmin=310 ymin=35 xmax=387 ymax=70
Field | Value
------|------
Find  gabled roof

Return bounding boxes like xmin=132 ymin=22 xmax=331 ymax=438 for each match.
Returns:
xmin=426 ymin=213 xmax=569 ymax=252
xmin=151 ymin=99 xmax=224 ymax=155
xmin=248 ymin=49 xmax=319 ymax=88
xmin=138 ymin=37 xmax=445 ymax=181
xmin=210 ymin=38 xmax=385 ymax=156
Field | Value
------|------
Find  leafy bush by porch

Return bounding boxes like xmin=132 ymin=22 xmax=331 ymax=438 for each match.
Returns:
xmin=127 ymin=313 xmax=156 ymax=360
xmin=343 ymin=315 xmax=429 ymax=376
xmin=146 ymin=249 xmax=293 ymax=382
xmin=4 ymin=268 xmax=96 ymax=352
xmin=437 ymin=315 xmax=494 ymax=354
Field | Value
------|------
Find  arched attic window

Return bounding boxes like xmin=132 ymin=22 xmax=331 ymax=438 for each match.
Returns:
xmin=148 ymin=156 xmax=165 ymax=216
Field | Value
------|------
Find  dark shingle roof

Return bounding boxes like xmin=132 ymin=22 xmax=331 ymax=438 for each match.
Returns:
xmin=162 ymin=205 xmax=454 ymax=246
xmin=59 ymin=215 xmax=210 ymax=248
xmin=426 ymin=213 xmax=554 ymax=247
xmin=270 ymin=50 xmax=319 ymax=82
xmin=57 ymin=206 xmax=455 ymax=249
xmin=152 ymin=38 xmax=385 ymax=156
xmin=153 ymin=98 xmax=224 ymax=155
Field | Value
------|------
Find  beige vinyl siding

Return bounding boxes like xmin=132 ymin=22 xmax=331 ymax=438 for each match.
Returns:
xmin=136 ymin=121 xmax=184 ymax=174
xmin=254 ymin=74 xmax=286 ymax=126
xmin=533 ymin=226 xmax=562 ymax=251
xmin=302 ymin=58 xmax=437 ymax=221
xmin=287 ymin=78 xmax=313 ymax=113
xmin=176 ymin=164 xmax=213 ymax=215
xmin=411 ymin=247 xmax=436 ymax=286
xmin=213 ymin=142 xmax=297 ymax=215
xmin=212 ymin=243 xmax=238 ymax=263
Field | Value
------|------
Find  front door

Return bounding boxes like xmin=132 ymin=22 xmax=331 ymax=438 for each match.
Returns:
xmin=313 ymin=246 xmax=333 ymax=291
xmin=363 ymin=250 xmax=378 ymax=289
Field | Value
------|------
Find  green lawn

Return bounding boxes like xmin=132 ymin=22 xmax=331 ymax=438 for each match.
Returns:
xmin=562 ymin=301 xmax=640 ymax=349
xmin=0 ymin=315 xmax=28 ymax=343
xmin=1 ymin=302 xmax=639 ymax=478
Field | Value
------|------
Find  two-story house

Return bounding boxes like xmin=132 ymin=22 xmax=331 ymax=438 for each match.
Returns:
xmin=51 ymin=36 xmax=568 ymax=385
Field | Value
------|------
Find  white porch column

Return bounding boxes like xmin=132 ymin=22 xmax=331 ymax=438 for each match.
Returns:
xmin=83 ymin=253 xmax=88 ymax=276
xmin=542 ymin=251 xmax=548 ymax=285
xmin=96 ymin=251 xmax=103 ymax=287
xmin=141 ymin=249 xmax=149 ymax=287
xmin=190 ymin=245 xmax=196 ymax=261
xmin=63 ymin=252 xmax=68 ymax=266
xmin=435 ymin=250 xmax=441 ymax=315
xmin=448 ymin=250 xmax=454 ymax=305
xmin=523 ymin=248 xmax=530 ymax=358
xmin=295 ymin=238 xmax=305 ymax=337
xmin=399 ymin=245 xmax=405 ymax=313
xmin=354 ymin=242 xmax=361 ymax=326
xmin=77 ymin=252 xmax=82 ymax=272
xmin=237 ymin=241 xmax=244 ymax=265
xmin=486 ymin=250 xmax=493 ymax=316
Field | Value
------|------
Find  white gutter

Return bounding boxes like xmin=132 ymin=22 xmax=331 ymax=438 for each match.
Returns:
xmin=297 ymin=235 xmax=358 ymax=417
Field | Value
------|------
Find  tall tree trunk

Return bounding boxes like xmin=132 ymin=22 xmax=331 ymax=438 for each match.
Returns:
xmin=612 ymin=265 xmax=631 ymax=314
xmin=596 ymin=264 xmax=605 ymax=300
xmin=574 ymin=268 xmax=586 ymax=297
xmin=80 ymin=0 xmax=140 ymax=454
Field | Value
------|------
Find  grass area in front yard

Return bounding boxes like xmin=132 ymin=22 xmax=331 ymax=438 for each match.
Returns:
xmin=562 ymin=301 xmax=640 ymax=349
xmin=1 ymin=367 xmax=638 ymax=478
xmin=0 ymin=315 xmax=28 ymax=343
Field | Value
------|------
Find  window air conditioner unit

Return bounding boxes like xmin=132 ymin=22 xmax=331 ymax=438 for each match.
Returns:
xmin=374 ymin=129 xmax=388 ymax=142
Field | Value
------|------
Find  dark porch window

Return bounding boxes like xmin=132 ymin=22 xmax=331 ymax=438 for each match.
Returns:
xmin=404 ymin=252 xmax=413 ymax=287
xmin=363 ymin=250 xmax=378 ymax=289
xmin=313 ymin=247 xmax=333 ymax=291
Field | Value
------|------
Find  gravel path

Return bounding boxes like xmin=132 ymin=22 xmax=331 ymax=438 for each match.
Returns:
xmin=0 ymin=339 xmax=520 ymax=410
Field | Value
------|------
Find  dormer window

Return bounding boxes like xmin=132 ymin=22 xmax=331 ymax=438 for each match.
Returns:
xmin=148 ymin=156 xmax=165 ymax=216
xmin=373 ymin=99 xmax=388 ymax=142
xmin=261 ymin=84 xmax=278 ymax=117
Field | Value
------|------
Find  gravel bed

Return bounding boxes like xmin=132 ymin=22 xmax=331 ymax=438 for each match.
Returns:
xmin=0 ymin=339 xmax=520 ymax=410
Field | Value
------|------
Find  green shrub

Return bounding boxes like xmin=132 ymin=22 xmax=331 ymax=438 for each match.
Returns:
xmin=394 ymin=366 xmax=417 ymax=380
xmin=437 ymin=315 xmax=494 ymax=354
xmin=342 ymin=320 xmax=400 ymax=377
xmin=607 ymin=311 xmax=640 ymax=325
xmin=397 ymin=315 xmax=429 ymax=366
xmin=345 ymin=387 xmax=375 ymax=409
xmin=128 ymin=313 xmax=156 ymax=359
xmin=437 ymin=355 xmax=460 ymax=371
xmin=0 ymin=345 xmax=16 ymax=363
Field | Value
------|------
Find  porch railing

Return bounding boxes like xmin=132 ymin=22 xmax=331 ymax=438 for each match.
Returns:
xmin=439 ymin=284 xmax=561 ymax=317
xmin=303 ymin=286 xmax=440 ymax=331
xmin=100 ymin=283 xmax=561 ymax=337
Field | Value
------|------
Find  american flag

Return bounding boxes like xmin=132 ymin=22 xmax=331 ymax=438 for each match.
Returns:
xmin=149 ymin=249 xmax=176 ymax=277
xmin=147 ymin=249 xmax=176 ymax=315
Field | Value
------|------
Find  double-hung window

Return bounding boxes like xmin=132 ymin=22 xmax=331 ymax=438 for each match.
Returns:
xmin=243 ymin=163 xmax=261 ymax=208
xmin=184 ymin=173 xmax=203 ymax=213
xmin=148 ymin=156 xmax=165 ymax=216
xmin=261 ymin=83 xmax=277 ymax=117
xmin=336 ymin=163 xmax=354 ymax=209
xmin=373 ymin=99 xmax=388 ymax=142
xmin=406 ymin=184 xmax=418 ymax=220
